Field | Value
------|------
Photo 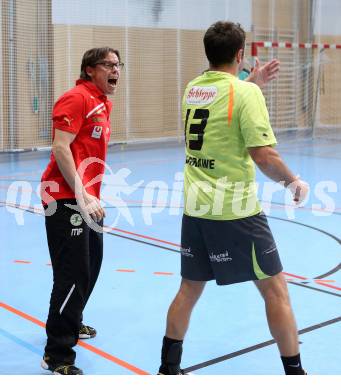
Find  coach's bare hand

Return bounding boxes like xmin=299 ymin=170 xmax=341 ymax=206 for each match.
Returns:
xmin=82 ymin=192 xmax=105 ymax=222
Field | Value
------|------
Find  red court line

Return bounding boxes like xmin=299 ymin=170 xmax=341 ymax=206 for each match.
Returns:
xmin=0 ymin=301 xmax=149 ymax=375
xmin=116 ymin=269 xmax=135 ymax=273
xmin=0 ymin=302 xmax=45 ymax=328
xmin=314 ymin=280 xmax=335 ymax=283
xmin=77 ymin=341 xmax=148 ymax=374
xmin=1 ymin=201 xmax=44 ymax=215
xmin=153 ymin=272 xmax=174 ymax=276
xmin=282 ymin=272 xmax=308 ymax=280
xmin=315 ymin=281 xmax=341 ymax=291
xmin=14 ymin=260 xmax=32 ymax=264
xmin=107 ymin=226 xmax=181 ymax=248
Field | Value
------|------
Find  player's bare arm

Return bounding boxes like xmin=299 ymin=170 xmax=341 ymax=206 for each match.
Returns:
xmin=248 ymin=145 xmax=309 ymax=204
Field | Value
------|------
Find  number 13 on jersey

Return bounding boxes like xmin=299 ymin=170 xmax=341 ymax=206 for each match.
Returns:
xmin=184 ymin=108 xmax=210 ymax=151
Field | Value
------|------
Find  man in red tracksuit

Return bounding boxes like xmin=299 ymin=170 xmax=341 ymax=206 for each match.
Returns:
xmin=40 ymin=47 xmax=124 ymax=375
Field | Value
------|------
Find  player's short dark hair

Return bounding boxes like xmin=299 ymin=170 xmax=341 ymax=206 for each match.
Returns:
xmin=203 ymin=21 xmax=246 ymax=66
xmin=80 ymin=47 xmax=121 ymax=80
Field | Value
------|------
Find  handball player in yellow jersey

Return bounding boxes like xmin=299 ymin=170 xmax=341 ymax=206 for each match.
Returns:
xmin=158 ymin=21 xmax=309 ymax=375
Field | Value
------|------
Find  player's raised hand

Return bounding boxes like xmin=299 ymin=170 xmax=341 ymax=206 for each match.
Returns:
xmin=248 ymin=58 xmax=280 ymax=88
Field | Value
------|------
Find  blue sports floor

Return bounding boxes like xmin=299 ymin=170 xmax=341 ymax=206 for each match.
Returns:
xmin=0 ymin=137 xmax=340 ymax=375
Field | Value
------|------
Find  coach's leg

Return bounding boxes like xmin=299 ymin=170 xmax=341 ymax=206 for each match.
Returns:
xmin=159 ymin=278 xmax=205 ymax=374
xmin=44 ymin=201 xmax=91 ymax=368
xmin=254 ymin=272 xmax=305 ymax=374
xmin=85 ymin=219 xmax=103 ymax=304
xmin=78 ymin=219 xmax=103 ymax=338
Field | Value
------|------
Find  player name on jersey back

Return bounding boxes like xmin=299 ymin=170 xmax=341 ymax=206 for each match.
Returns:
xmin=186 ymin=155 xmax=215 ymax=169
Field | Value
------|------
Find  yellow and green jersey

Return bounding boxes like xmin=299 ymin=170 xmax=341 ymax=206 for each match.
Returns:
xmin=183 ymin=71 xmax=277 ymax=220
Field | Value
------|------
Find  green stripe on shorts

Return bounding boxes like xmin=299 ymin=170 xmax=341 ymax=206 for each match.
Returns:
xmin=252 ymin=242 xmax=270 ymax=280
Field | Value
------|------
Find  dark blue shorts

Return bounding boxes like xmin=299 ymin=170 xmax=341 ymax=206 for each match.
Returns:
xmin=180 ymin=212 xmax=283 ymax=285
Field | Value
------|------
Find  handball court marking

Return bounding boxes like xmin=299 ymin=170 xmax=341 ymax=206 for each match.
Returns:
xmin=9 ymin=259 xmax=341 ymax=290
xmin=0 ymin=302 xmax=339 ymax=374
xmin=9 ymin=260 xmax=341 ymax=287
xmin=2 ymin=201 xmax=341 ymax=297
xmin=11 ymin=260 xmax=175 ymax=277
xmin=0 ymin=302 xmax=149 ymax=375
xmin=1 ymin=202 xmax=341 ymax=373
xmin=183 ymin=316 xmax=341 ymax=373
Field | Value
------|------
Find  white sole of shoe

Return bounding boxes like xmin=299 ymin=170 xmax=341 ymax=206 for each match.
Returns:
xmin=79 ymin=333 xmax=96 ymax=339
xmin=41 ymin=360 xmax=49 ymax=370
xmin=41 ymin=359 xmax=63 ymax=375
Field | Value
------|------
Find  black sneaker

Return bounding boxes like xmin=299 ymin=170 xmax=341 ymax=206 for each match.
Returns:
xmin=79 ymin=324 xmax=97 ymax=339
xmin=158 ymin=365 xmax=186 ymax=375
xmin=41 ymin=355 xmax=83 ymax=375
xmin=158 ymin=340 xmax=185 ymax=375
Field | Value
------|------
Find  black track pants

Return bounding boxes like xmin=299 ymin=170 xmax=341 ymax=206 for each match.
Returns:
xmin=43 ymin=199 xmax=103 ymax=365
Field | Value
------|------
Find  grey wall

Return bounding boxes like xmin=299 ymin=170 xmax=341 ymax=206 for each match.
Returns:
xmin=52 ymin=0 xmax=252 ymax=31
xmin=314 ymin=0 xmax=341 ymax=36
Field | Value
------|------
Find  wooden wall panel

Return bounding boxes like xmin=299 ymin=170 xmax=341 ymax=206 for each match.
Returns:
xmin=2 ymin=3 xmax=340 ymax=150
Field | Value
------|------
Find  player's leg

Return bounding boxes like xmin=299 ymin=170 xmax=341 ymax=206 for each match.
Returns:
xmin=159 ymin=278 xmax=206 ymax=375
xmin=254 ymin=272 xmax=299 ymax=355
xmin=254 ymin=272 xmax=306 ymax=374
xmin=166 ymin=278 xmax=206 ymax=340
xmin=248 ymin=212 xmax=306 ymax=374
xmin=159 ymin=215 xmax=212 ymax=375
